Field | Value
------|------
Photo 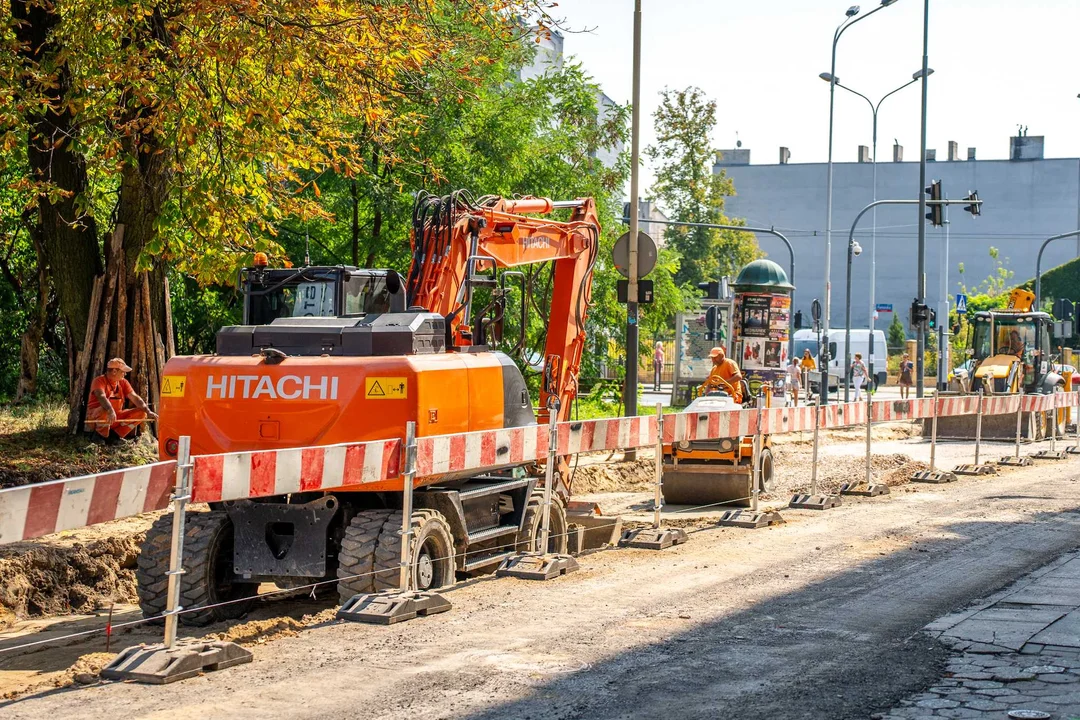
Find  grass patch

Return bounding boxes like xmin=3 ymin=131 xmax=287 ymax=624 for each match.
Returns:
xmin=0 ymin=401 xmax=158 ymax=488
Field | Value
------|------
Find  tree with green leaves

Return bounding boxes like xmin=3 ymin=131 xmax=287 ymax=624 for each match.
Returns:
xmin=645 ymin=87 xmax=759 ymax=287
xmin=888 ymin=312 xmax=906 ymax=348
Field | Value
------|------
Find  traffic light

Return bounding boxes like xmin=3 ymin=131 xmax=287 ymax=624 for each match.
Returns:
xmin=925 ymin=180 xmax=943 ymax=226
xmin=704 ymin=306 xmax=719 ymax=341
xmin=910 ymin=298 xmax=929 ymax=327
xmin=963 ymin=190 xmax=981 ymax=217
xmin=697 ymin=280 xmax=721 ymax=300
xmin=928 ymin=307 xmax=936 ymax=330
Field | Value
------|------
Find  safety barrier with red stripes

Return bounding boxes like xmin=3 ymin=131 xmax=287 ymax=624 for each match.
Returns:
xmin=2 ymin=391 xmax=1078 ymax=545
xmin=0 ymin=461 xmax=176 ymax=544
xmin=191 ymin=438 xmax=401 ymax=503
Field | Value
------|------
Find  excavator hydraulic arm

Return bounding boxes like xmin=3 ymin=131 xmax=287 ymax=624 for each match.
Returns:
xmin=406 ymin=192 xmax=601 ymax=423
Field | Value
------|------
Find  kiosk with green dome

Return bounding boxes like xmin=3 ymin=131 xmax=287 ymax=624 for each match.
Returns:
xmin=731 ymin=259 xmax=794 ymax=398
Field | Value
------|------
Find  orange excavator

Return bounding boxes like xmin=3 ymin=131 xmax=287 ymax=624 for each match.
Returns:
xmin=138 ymin=191 xmax=600 ymax=624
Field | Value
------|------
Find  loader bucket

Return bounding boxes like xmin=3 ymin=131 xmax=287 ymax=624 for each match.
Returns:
xmin=661 ymin=461 xmax=754 ymax=509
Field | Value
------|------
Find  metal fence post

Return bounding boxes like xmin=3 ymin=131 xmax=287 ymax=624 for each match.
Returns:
xmin=1016 ymin=388 xmax=1025 ymax=459
xmin=539 ymin=409 xmax=558 ymax=555
xmin=337 ymin=419 xmax=452 ymax=623
xmin=163 ymin=436 xmax=191 ymax=649
xmin=751 ymin=395 xmax=764 ymax=513
xmin=810 ymin=375 xmax=822 ymax=496
xmin=652 ymin=402 xmax=664 ymax=529
xmin=789 ymin=371 xmax=842 ymax=509
xmin=930 ymin=393 xmax=939 ymax=471
xmin=101 ymin=436 xmax=256 ymax=683
xmin=864 ymin=387 xmax=872 ymax=486
xmin=399 ymin=421 xmax=417 ymax=593
xmin=974 ymin=388 xmax=984 ymax=466
xmin=1070 ymin=390 xmax=1080 ymax=454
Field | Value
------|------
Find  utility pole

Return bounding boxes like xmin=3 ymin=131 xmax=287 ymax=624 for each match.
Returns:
xmin=937 ymin=196 xmax=950 ymax=390
xmin=915 ymin=0 xmax=930 ymax=397
xmin=625 ymin=0 xmax=643 ymax=451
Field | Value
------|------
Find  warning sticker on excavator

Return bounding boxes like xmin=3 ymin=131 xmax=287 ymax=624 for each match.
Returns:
xmin=365 ymin=377 xmax=407 ymax=399
xmin=160 ymin=376 xmax=186 ymax=398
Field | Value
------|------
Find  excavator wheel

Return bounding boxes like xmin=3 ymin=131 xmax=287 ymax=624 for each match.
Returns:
xmin=336 ymin=509 xmax=394 ymax=604
xmin=372 ymin=510 xmax=456 ymax=593
xmin=517 ymin=488 xmax=569 ymax=555
xmin=137 ymin=511 xmax=258 ymax=626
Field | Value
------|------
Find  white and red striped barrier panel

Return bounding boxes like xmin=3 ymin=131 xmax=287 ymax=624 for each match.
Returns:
xmin=980 ymin=395 xmax=1021 ymax=416
xmin=662 ymin=409 xmax=759 ymax=444
xmin=557 ymin=416 xmax=656 ymax=456
xmin=869 ymin=397 xmax=935 ymax=423
xmin=415 ymin=425 xmax=548 ymax=477
xmin=0 ymin=461 xmax=176 ymax=545
xmin=191 ymin=439 xmax=401 ymax=503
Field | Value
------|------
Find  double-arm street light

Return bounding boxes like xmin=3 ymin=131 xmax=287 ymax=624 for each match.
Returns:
xmin=820 ymin=67 xmax=932 ymax=398
xmin=821 ymin=0 xmax=900 ymax=402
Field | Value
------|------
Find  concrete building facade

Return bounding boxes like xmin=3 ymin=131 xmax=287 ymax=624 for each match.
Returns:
xmin=714 ymin=136 xmax=1080 ymax=332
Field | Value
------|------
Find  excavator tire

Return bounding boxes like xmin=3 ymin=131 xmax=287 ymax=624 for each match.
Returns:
xmin=336 ymin=509 xmax=395 ymax=604
xmin=517 ymin=488 xmax=569 ymax=555
xmin=372 ymin=510 xmax=456 ymax=593
xmin=137 ymin=511 xmax=258 ymax=626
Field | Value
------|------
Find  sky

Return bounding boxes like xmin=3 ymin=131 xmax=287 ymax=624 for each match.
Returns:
xmin=549 ymin=0 xmax=1080 ymax=194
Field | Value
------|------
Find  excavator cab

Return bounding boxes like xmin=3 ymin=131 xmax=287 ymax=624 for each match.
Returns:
xmin=970 ymin=311 xmax=1056 ymax=394
xmin=241 ymin=265 xmax=408 ymax=325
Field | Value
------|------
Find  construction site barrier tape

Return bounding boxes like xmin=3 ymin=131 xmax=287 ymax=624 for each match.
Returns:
xmin=0 ymin=461 xmax=176 ymax=544
xmin=3 ymin=391 xmax=1078 ymax=545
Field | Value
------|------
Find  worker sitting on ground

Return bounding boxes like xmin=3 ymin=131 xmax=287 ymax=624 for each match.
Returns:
xmin=84 ymin=358 xmax=158 ymax=443
xmin=700 ymin=346 xmax=744 ymax=404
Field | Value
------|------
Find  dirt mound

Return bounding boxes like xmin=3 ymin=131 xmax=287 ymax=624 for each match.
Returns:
xmin=768 ymin=448 xmax=925 ymax=496
xmin=0 ymin=534 xmax=143 ymax=621
xmin=571 ymin=459 xmax=654 ymax=494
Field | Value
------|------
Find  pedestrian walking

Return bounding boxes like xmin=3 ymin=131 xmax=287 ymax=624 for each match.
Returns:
xmin=899 ymin=352 xmax=914 ymax=399
xmin=787 ymin=356 xmax=802 ymax=405
xmin=653 ymin=341 xmax=665 ymax=392
xmin=851 ymin=353 xmax=868 ymax=401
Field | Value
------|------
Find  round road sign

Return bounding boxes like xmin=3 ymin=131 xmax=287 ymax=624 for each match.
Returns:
xmin=612 ymin=231 xmax=658 ymax=279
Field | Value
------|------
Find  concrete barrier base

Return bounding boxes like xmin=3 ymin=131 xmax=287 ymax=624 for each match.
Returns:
xmin=618 ymin=526 xmax=689 ymax=549
xmin=337 ymin=590 xmax=451 ymax=625
xmin=496 ymin=553 xmax=579 ymax=581
xmin=788 ymin=493 xmax=842 ymax=511
xmin=839 ymin=481 xmax=891 ymax=496
xmin=953 ymin=463 xmax=998 ymax=476
xmin=716 ymin=509 xmax=785 ymax=529
xmin=910 ymin=470 xmax=957 ymax=484
xmin=101 ymin=640 xmax=252 ymax=684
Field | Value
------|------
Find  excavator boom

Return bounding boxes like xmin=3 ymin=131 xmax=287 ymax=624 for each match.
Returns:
xmin=407 ymin=192 xmax=600 ymax=421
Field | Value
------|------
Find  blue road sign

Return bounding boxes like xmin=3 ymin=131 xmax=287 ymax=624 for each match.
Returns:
xmin=875 ymin=303 xmax=893 ymax=313
xmin=955 ymin=294 xmax=968 ymax=314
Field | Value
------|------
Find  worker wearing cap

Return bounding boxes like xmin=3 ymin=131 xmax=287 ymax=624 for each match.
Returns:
xmin=701 ymin=346 xmax=744 ymax=403
xmin=84 ymin=358 xmax=158 ymax=441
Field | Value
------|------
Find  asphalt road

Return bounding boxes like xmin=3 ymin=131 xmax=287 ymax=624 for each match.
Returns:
xmin=5 ymin=439 xmax=1080 ymax=720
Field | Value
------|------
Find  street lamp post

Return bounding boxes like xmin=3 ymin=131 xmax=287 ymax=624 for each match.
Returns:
xmin=822 ymin=67 xmax=932 ymax=395
xmin=821 ymin=0 xmax=899 ymax=403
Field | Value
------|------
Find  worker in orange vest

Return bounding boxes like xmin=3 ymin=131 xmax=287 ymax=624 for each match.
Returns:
xmin=700 ymin=346 xmax=744 ymax=404
xmin=84 ymin=358 xmax=157 ymax=442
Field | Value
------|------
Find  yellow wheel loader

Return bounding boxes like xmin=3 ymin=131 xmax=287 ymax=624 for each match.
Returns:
xmin=935 ymin=289 xmax=1066 ymax=440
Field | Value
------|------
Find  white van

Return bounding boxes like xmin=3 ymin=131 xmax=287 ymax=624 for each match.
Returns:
xmin=792 ymin=328 xmax=888 ymax=389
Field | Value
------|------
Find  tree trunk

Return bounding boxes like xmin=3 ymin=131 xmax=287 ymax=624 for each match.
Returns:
xmin=12 ymin=0 xmax=103 ymax=357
